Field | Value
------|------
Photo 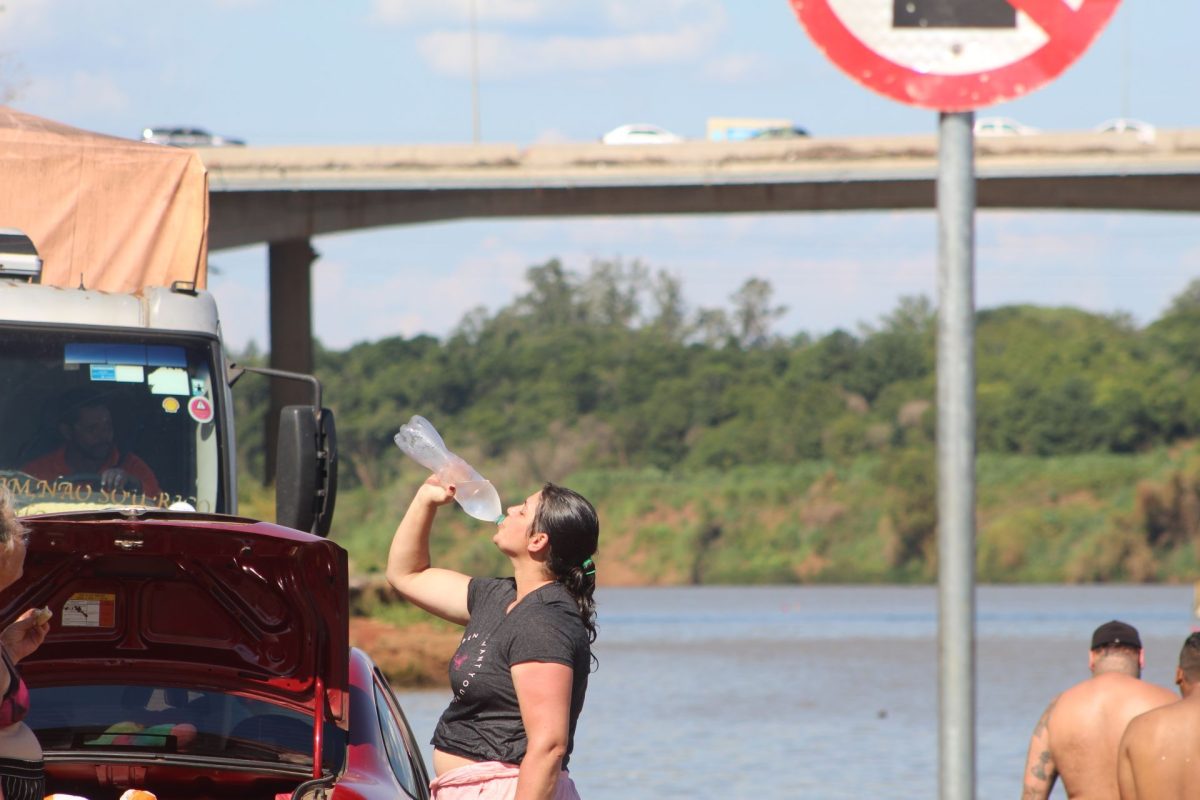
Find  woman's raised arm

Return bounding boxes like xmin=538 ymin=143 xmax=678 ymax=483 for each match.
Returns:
xmin=385 ymin=477 xmax=471 ymax=626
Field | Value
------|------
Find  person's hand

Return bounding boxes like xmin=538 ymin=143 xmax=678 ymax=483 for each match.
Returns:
xmin=1 ymin=608 xmax=49 ymax=663
xmin=99 ymin=467 xmax=141 ymax=493
xmin=416 ymin=474 xmax=457 ymax=508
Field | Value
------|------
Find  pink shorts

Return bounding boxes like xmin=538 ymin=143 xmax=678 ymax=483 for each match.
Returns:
xmin=429 ymin=761 xmax=581 ymax=800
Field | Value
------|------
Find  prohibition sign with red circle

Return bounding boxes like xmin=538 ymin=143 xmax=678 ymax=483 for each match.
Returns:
xmin=790 ymin=0 xmax=1121 ymax=111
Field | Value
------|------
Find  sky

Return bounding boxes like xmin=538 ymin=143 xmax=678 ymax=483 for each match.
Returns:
xmin=1 ymin=0 xmax=1197 ymax=351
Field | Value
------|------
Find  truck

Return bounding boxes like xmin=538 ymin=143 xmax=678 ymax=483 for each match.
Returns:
xmin=0 ymin=108 xmax=433 ymax=799
xmin=0 ymin=229 xmax=337 ymax=532
xmin=705 ymin=116 xmax=808 ymax=142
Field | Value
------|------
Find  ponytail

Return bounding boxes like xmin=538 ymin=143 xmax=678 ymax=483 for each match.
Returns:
xmin=533 ymin=483 xmax=599 ymax=645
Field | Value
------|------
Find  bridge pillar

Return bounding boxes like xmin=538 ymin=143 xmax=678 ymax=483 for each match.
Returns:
xmin=264 ymin=237 xmax=318 ymax=484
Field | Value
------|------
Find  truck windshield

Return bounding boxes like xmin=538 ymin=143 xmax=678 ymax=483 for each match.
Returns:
xmin=0 ymin=327 xmax=226 ymax=515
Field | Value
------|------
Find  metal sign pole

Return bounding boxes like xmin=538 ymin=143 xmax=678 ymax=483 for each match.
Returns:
xmin=936 ymin=110 xmax=977 ymax=800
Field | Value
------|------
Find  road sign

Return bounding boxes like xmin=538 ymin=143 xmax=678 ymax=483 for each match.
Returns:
xmin=790 ymin=0 xmax=1121 ymax=110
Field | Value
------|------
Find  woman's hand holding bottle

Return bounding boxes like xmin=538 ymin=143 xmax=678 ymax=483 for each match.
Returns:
xmin=395 ymin=415 xmax=504 ymax=523
xmin=417 ymin=475 xmax=458 ymax=508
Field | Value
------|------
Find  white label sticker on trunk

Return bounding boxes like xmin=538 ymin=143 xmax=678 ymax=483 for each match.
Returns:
xmin=62 ymin=593 xmax=116 ymax=628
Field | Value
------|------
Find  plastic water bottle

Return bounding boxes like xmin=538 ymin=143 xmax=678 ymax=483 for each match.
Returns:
xmin=394 ymin=415 xmax=504 ymax=523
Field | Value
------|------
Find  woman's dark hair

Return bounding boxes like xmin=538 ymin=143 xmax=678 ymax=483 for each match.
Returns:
xmin=532 ymin=482 xmax=599 ymax=644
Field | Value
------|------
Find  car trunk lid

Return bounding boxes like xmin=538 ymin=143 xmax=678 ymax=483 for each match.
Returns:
xmin=0 ymin=513 xmax=349 ymax=773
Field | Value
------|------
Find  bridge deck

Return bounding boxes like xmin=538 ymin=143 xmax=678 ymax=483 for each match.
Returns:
xmin=198 ymin=131 xmax=1200 ymax=250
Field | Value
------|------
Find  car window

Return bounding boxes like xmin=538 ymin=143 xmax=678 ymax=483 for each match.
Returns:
xmin=26 ymin=684 xmax=346 ymax=773
xmin=373 ymin=677 xmax=426 ymax=799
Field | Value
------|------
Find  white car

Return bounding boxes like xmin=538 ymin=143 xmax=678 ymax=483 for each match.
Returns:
xmin=1094 ymin=118 xmax=1156 ymax=143
xmin=973 ymin=117 xmax=1039 ymax=137
xmin=601 ymin=123 xmax=684 ymax=145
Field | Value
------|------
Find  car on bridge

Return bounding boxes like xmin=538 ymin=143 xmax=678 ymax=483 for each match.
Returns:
xmin=601 ymin=123 xmax=683 ymax=144
xmin=974 ymin=117 xmax=1039 ymax=137
xmin=1094 ymin=118 xmax=1156 ymax=143
xmin=749 ymin=125 xmax=810 ymax=140
xmin=141 ymin=126 xmax=245 ymax=147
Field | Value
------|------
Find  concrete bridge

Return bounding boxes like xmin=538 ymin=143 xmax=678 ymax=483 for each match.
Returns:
xmin=197 ymin=130 xmax=1200 ymax=433
xmin=204 ymin=130 xmax=1200 ymax=249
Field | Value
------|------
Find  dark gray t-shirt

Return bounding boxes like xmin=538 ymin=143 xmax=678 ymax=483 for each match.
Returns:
xmin=431 ymin=577 xmax=590 ymax=768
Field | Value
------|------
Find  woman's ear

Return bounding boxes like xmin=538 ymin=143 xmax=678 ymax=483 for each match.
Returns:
xmin=526 ymin=530 xmax=550 ymax=555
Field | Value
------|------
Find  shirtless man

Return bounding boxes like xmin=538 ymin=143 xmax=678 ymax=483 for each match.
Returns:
xmin=1117 ymin=632 xmax=1200 ymax=799
xmin=1021 ymin=620 xmax=1176 ymax=800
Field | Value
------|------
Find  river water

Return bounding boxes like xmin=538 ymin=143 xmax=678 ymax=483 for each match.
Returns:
xmin=395 ymin=584 xmax=1194 ymax=799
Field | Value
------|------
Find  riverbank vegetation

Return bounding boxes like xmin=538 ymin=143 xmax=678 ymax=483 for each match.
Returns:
xmin=235 ymin=260 xmax=1200 ymax=586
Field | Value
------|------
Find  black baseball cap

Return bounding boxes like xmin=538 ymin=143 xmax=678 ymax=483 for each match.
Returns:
xmin=1091 ymin=620 xmax=1142 ymax=650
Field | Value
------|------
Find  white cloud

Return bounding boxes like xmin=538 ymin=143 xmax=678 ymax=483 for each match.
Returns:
xmin=601 ymin=0 xmax=724 ymax=30
xmin=309 ymin=242 xmax=534 ymax=348
xmin=418 ymin=21 xmax=721 ymax=79
xmin=20 ymin=71 xmax=130 ymax=116
xmin=380 ymin=0 xmax=725 ymax=78
xmin=983 ymin=218 xmax=1105 ymax=264
xmin=702 ymin=53 xmax=766 ymax=84
xmin=372 ymin=0 xmax=721 ymax=28
xmin=0 ymin=0 xmax=53 ymax=36
xmin=0 ymin=0 xmax=51 ymax=99
xmin=372 ymin=0 xmax=562 ymax=26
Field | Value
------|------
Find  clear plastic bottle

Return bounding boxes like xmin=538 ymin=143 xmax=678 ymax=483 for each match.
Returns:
xmin=394 ymin=415 xmax=504 ymax=523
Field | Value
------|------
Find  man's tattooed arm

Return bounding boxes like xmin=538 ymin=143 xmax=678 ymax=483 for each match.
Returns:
xmin=1021 ymin=697 xmax=1058 ymax=800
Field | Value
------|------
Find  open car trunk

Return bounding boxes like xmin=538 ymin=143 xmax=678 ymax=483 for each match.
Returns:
xmin=0 ymin=511 xmax=350 ymax=800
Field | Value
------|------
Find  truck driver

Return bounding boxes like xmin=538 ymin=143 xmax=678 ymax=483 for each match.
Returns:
xmin=21 ymin=399 xmax=161 ymax=500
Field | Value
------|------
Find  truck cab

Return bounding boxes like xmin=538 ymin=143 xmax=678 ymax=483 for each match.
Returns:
xmin=0 ymin=232 xmax=336 ymax=533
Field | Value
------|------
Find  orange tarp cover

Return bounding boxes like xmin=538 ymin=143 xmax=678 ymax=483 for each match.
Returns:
xmin=0 ymin=106 xmax=208 ymax=292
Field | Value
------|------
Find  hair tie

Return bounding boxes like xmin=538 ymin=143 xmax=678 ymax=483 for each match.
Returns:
xmin=581 ymin=557 xmax=596 ymax=576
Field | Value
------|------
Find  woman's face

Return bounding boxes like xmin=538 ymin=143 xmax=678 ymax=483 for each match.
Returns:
xmin=0 ymin=527 xmax=27 ymax=590
xmin=492 ymin=490 xmax=542 ymax=556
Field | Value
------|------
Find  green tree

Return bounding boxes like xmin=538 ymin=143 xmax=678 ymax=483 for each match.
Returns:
xmin=579 ymin=258 xmax=645 ymax=328
xmin=514 ymin=259 xmax=580 ymax=328
xmin=848 ymin=296 xmax=934 ymax=402
xmin=647 ymin=269 xmax=688 ymax=343
xmin=730 ymin=277 xmax=787 ymax=349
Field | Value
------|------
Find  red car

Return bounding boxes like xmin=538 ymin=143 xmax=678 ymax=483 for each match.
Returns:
xmin=2 ymin=509 xmax=431 ymax=800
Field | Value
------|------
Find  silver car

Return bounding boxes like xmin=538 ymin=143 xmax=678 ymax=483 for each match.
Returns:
xmin=140 ymin=127 xmax=245 ymax=147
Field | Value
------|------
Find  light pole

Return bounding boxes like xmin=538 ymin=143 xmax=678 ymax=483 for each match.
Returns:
xmin=1119 ymin=7 xmax=1130 ymax=119
xmin=469 ymin=0 xmax=480 ymax=143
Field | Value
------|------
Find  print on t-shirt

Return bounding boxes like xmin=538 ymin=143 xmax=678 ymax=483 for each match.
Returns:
xmin=450 ymin=631 xmax=489 ymax=703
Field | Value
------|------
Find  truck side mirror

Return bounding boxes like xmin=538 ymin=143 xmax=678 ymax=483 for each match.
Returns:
xmin=275 ymin=406 xmax=338 ymax=536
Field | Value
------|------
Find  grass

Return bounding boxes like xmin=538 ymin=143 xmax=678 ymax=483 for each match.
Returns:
xmin=242 ymin=442 xmax=1200 ymax=585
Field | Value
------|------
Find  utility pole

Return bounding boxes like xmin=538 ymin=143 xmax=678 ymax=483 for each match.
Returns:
xmin=469 ymin=0 xmax=481 ymax=143
xmin=1119 ymin=8 xmax=1131 ymax=118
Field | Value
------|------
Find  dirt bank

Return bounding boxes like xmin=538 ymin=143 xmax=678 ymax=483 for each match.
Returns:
xmin=350 ymin=616 xmax=461 ymax=689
